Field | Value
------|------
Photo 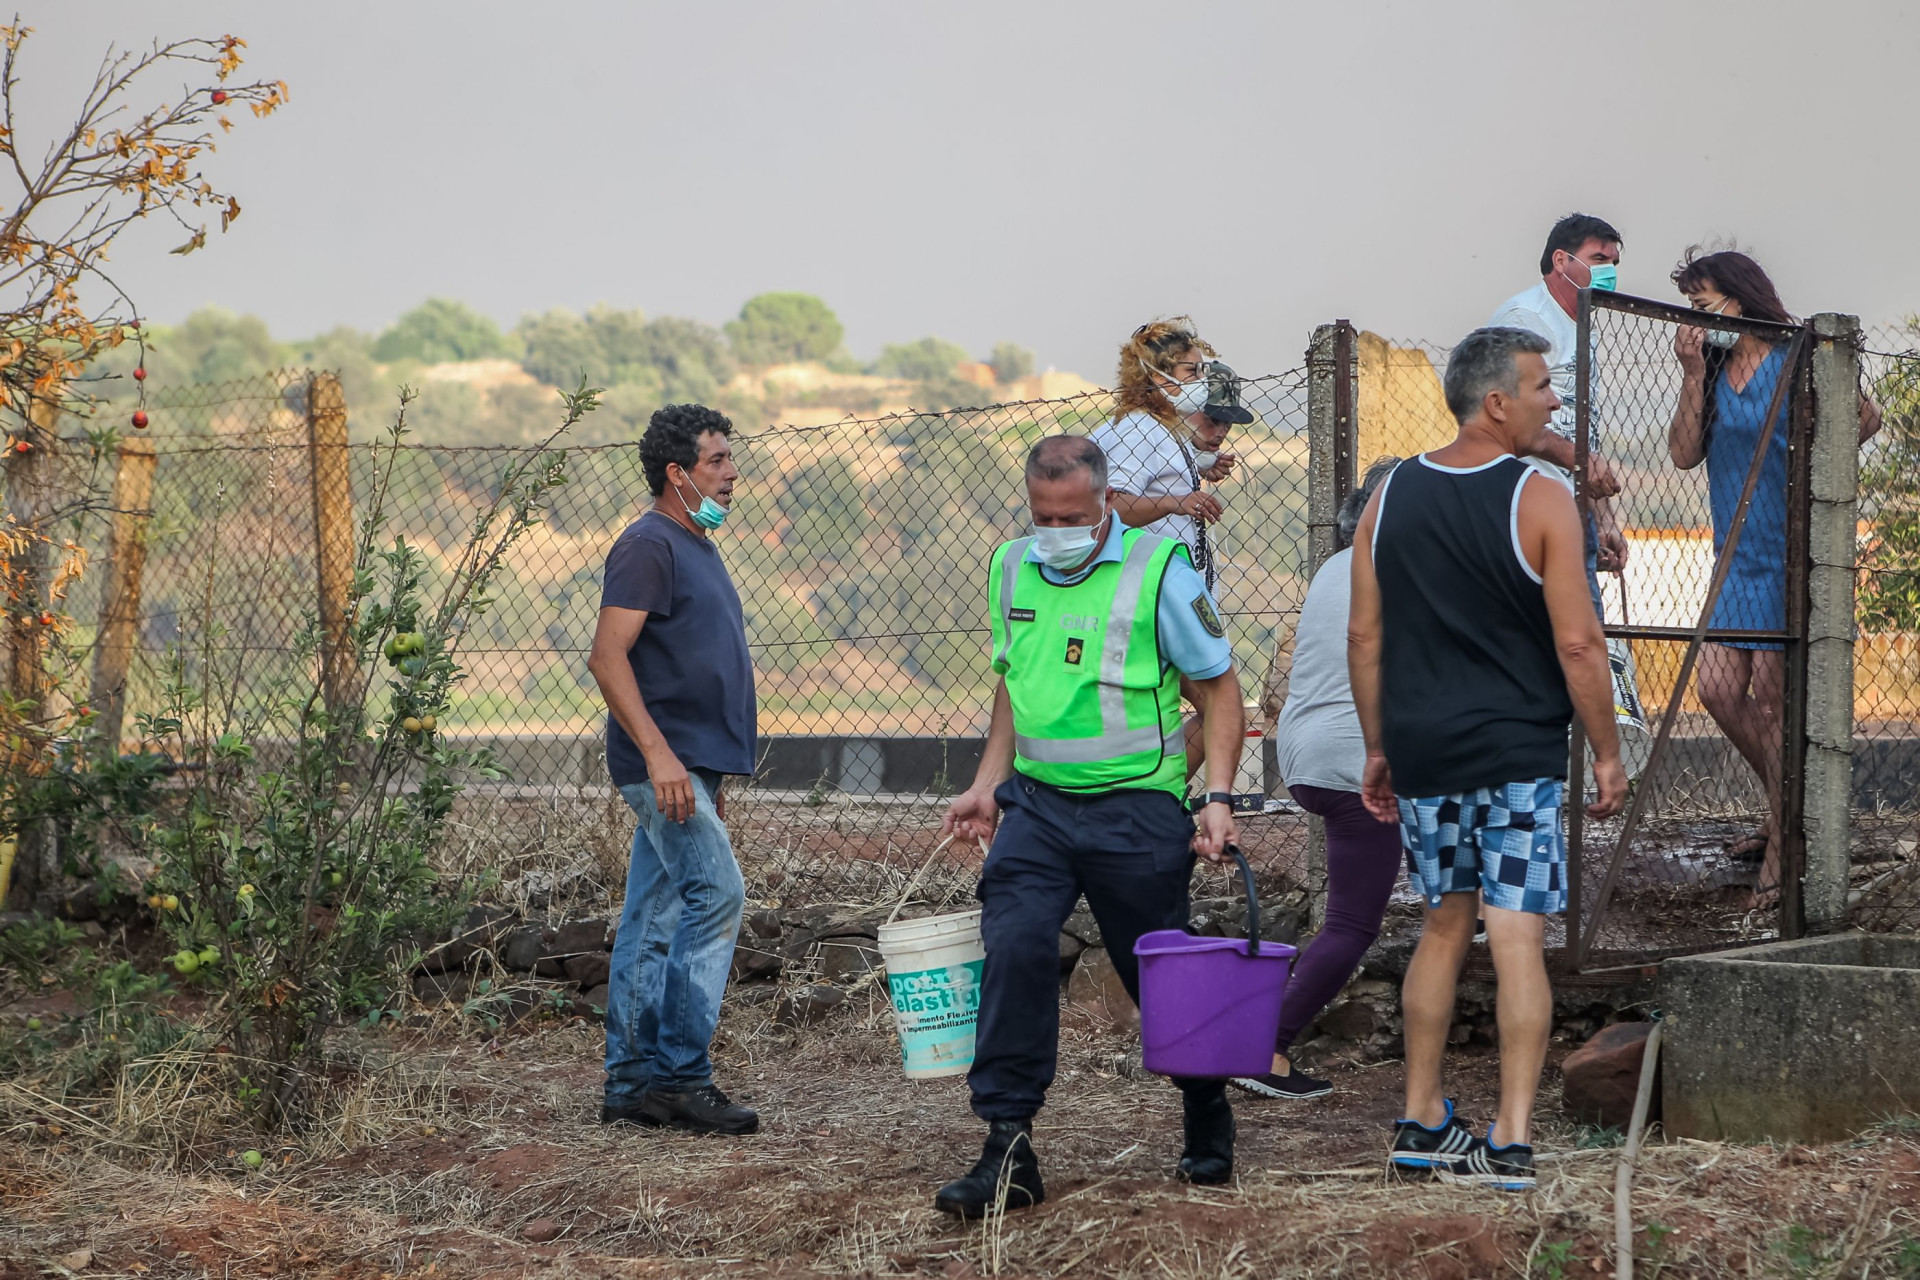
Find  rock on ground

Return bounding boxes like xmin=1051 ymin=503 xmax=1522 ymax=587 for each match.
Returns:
xmin=817 ymin=938 xmax=881 ymax=982
xmin=563 ymin=951 xmax=611 ymax=991
xmin=499 ymin=926 xmax=550 ymax=972
xmin=777 ymin=984 xmax=846 ymax=1026
xmin=1066 ymin=947 xmax=1138 ymax=1034
xmin=1561 ymin=1020 xmax=1658 ymax=1130
xmin=731 ymin=929 xmax=782 ymax=982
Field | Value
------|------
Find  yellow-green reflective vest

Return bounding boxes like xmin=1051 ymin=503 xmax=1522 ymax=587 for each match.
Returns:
xmin=987 ymin=529 xmax=1188 ymax=796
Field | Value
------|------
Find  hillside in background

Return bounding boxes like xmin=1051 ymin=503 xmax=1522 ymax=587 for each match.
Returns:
xmin=76 ymin=292 xmax=1098 ymax=445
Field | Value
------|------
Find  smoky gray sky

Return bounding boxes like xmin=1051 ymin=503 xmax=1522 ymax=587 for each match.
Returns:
xmin=28 ymin=1 xmax=1920 ymax=381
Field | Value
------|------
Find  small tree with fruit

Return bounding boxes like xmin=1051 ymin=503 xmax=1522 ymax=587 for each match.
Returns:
xmin=0 ymin=22 xmax=283 ymax=906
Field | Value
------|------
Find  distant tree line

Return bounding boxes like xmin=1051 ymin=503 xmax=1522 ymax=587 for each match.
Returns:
xmin=84 ymin=292 xmax=1042 ymax=444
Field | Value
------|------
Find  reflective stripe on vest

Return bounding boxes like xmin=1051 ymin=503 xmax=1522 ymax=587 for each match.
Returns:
xmin=991 ymin=536 xmax=1032 ymax=670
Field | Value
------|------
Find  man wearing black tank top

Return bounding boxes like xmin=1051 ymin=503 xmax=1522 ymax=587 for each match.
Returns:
xmin=1348 ymin=327 xmax=1628 ymax=1191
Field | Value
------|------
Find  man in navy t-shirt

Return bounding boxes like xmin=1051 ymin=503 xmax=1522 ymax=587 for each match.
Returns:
xmin=587 ymin=402 xmax=758 ymax=1136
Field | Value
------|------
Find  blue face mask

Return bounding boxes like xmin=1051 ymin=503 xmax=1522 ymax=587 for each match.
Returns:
xmin=1564 ymin=257 xmax=1618 ymax=293
xmin=675 ymin=473 xmax=729 ymax=530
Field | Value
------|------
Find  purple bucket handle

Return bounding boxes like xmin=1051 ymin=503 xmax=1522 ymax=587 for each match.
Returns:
xmin=1225 ymin=843 xmax=1261 ymax=958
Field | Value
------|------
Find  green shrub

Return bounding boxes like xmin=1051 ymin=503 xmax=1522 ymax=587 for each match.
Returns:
xmin=126 ymin=381 xmax=598 ymax=1121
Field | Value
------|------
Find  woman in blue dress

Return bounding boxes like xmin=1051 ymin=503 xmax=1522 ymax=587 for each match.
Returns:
xmin=1668 ymin=249 xmax=1880 ymax=907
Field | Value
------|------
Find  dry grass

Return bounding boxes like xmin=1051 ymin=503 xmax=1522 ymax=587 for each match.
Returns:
xmin=6 ymin=988 xmax=1920 ymax=1279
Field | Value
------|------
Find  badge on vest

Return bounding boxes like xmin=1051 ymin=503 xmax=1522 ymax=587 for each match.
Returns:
xmin=1008 ymin=608 xmax=1036 ymax=622
xmin=1064 ymin=637 xmax=1085 ymax=665
xmin=1190 ymin=594 xmax=1225 ymax=638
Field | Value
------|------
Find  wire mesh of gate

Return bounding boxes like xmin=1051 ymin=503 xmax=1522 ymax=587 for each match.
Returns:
xmin=1564 ymin=298 xmax=1812 ymax=957
xmin=1853 ymin=322 xmax=1920 ymax=934
xmin=73 ymin=369 xmax=1319 ymax=917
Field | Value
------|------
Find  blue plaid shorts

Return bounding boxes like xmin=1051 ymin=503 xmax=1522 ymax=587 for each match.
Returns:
xmin=1397 ymin=779 xmax=1566 ymax=915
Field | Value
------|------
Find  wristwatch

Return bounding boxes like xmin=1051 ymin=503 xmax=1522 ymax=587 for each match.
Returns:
xmin=1198 ymin=791 xmax=1234 ymax=810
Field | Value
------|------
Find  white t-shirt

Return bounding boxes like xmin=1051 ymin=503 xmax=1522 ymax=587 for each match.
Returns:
xmin=1089 ymin=410 xmax=1212 ymax=585
xmin=1489 ymin=280 xmax=1599 ymax=481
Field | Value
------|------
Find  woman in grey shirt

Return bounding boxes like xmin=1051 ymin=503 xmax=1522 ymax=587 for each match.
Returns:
xmin=1233 ymin=458 xmax=1403 ymax=1102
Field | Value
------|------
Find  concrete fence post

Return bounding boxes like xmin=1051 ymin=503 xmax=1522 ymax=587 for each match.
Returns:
xmin=308 ymin=373 xmax=358 ymax=717
xmin=1297 ymin=323 xmax=1356 ymax=928
xmin=1802 ymin=313 xmax=1861 ymax=932
xmin=92 ymin=435 xmax=158 ymax=757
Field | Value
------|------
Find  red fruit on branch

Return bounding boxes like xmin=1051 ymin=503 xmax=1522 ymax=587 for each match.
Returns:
xmin=127 ymin=319 xmax=141 ymax=330
xmin=131 ymin=410 xmax=149 ymax=429
xmin=38 ymin=612 xmax=53 ymax=626
xmin=12 ymin=439 xmax=29 ymax=453
xmin=210 ymin=89 xmax=228 ymax=105
xmin=133 ymin=366 xmax=147 ymax=382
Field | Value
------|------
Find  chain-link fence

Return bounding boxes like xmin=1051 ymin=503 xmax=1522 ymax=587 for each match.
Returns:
xmin=1853 ymin=322 xmax=1920 ymax=934
xmin=40 ymin=368 xmax=1317 ymax=915
xmin=1558 ymin=294 xmax=1813 ymax=960
xmin=25 ymin=316 xmax=1919 ymax=945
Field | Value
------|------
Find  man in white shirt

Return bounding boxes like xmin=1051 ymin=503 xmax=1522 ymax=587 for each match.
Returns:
xmin=1489 ymin=213 xmax=1628 ymax=613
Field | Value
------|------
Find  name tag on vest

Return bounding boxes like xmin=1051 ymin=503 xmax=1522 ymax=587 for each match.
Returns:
xmin=1008 ymin=608 xmax=1036 ymax=622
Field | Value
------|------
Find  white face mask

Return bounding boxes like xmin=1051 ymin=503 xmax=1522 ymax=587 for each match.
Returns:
xmin=1143 ymin=357 xmax=1211 ymax=414
xmin=1191 ymin=450 xmax=1220 ymax=473
xmin=1031 ymin=509 xmax=1109 ymax=569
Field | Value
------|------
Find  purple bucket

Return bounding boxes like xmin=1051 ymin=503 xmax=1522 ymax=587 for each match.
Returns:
xmin=1135 ymin=846 xmax=1296 ymax=1078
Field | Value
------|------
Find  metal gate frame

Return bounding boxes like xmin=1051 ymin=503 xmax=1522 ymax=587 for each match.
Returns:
xmin=1566 ymin=289 xmax=1814 ymax=969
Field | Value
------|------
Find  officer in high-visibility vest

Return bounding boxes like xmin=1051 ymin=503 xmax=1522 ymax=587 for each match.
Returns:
xmin=935 ymin=434 xmax=1246 ymax=1217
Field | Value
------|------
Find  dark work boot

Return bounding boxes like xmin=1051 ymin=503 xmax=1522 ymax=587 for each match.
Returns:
xmin=933 ymin=1120 xmax=1045 ymax=1218
xmin=637 ymin=1084 xmax=759 ymax=1135
xmin=1177 ymin=1081 xmax=1235 ymax=1186
xmin=599 ymin=1100 xmax=663 ymax=1129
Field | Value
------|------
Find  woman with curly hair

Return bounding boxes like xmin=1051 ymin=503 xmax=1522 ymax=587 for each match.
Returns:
xmin=1091 ymin=318 xmax=1231 ymax=592
xmin=1668 ymin=248 xmax=1880 ymax=907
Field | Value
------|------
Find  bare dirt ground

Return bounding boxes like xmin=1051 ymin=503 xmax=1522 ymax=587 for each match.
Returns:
xmin=6 ymin=980 xmax=1920 ymax=1280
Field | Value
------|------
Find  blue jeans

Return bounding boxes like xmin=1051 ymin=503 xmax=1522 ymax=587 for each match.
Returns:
xmin=605 ymin=768 xmax=745 ymax=1102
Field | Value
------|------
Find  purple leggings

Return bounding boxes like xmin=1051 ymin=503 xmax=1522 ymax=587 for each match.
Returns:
xmin=1274 ymin=784 xmax=1404 ymax=1053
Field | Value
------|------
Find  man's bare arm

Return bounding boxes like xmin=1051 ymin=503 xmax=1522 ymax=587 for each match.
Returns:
xmin=1519 ymin=478 xmax=1627 ymax=817
xmin=942 ymin=678 xmax=1014 ymax=843
xmin=1347 ymin=496 xmax=1386 ymax=755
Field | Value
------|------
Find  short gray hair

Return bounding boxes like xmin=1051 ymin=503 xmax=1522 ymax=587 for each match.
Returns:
xmin=1025 ymin=435 xmax=1108 ymax=492
xmin=1443 ymin=326 xmax=1551 ymax=424
xmin=1336 ymin=456 xmax=1401 ymax=549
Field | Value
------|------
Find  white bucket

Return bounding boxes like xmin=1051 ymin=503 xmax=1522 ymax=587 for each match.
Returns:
xmin=876 ymin=908 xmax=985 ymax=1079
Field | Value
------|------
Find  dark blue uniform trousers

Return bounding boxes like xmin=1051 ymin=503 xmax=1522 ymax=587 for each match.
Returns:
xmin=969 ymin=772 xmax=1218 ymax=1122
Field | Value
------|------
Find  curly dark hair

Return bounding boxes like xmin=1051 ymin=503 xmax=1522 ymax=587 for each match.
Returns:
xmin=640 ymin=403 xmax=733 ymax=497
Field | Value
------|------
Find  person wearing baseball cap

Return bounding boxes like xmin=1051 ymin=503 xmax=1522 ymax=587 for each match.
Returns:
xmin=1190 ymin=360 xmax=1254 ymax=486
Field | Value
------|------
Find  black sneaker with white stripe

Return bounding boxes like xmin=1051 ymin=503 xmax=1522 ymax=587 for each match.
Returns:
xmin=1388 ymin=1099 xmax=1475 ymax=1172
xmin=1438 ymin=1129 xmax=1536 ymax=1191
xmin=1230 ymin=1067 xmax=1332 ymax=1100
